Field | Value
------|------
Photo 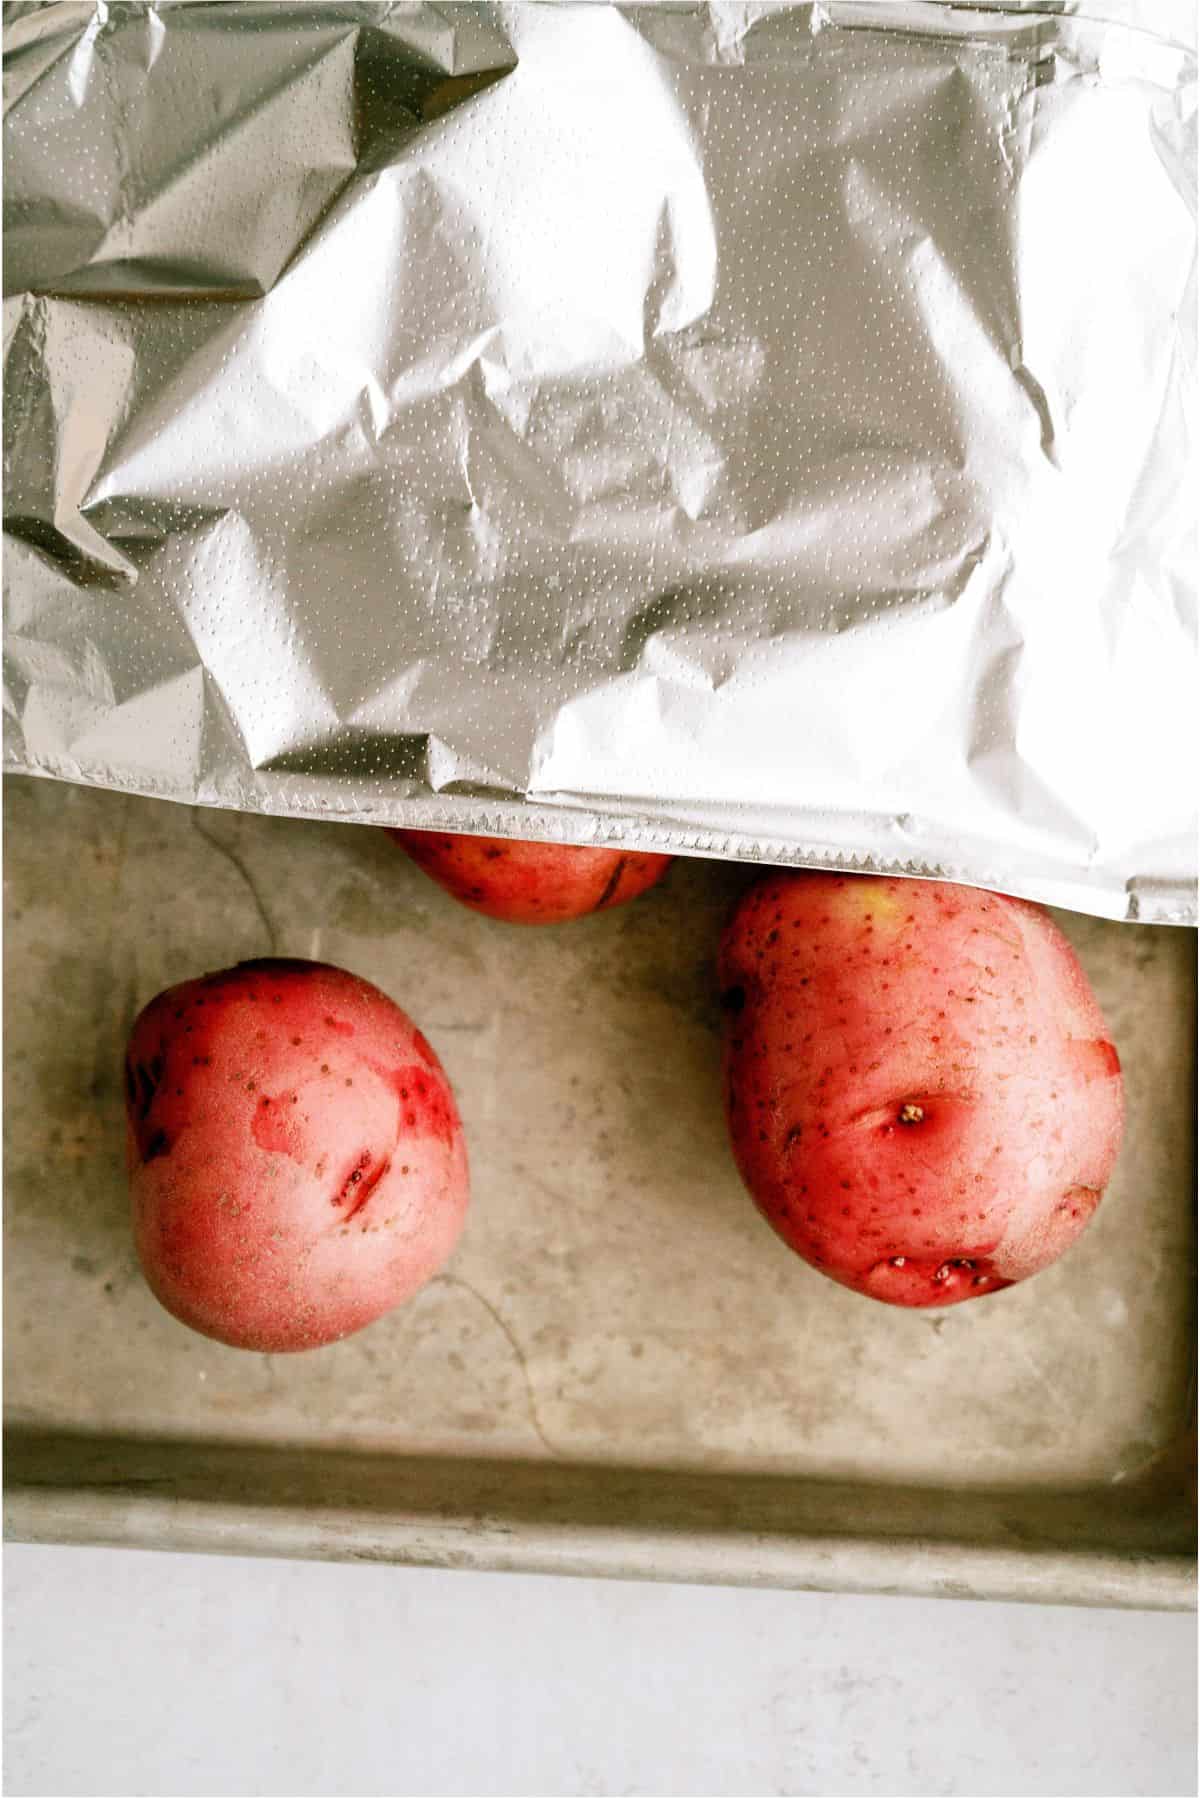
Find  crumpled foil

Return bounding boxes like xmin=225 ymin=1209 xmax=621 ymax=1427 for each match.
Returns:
xmin=3 ymin=1 xmax=1196 ymax=923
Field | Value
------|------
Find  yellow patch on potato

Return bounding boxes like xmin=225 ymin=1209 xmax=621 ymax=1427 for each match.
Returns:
xmin=843 ymin=881 xmax=903 ymax=930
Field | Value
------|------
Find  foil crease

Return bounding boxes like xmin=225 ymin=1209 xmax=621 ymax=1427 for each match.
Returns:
xmin=3 ymin=1 xmax=1195 ymax=922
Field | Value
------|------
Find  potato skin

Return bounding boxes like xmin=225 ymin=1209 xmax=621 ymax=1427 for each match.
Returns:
xmin=124 ymin=960 xmax=468 ymax=1351
xmin=390 ymin=830 xmax=673 ymax=925
xmin=719 ymin=874 xmax=1125 ymax=1308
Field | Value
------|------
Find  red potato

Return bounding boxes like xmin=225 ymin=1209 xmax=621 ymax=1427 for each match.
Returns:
xmin=124 ymin=959 xmax=468 ymax=1351
xmin=719 ymin=873 xmax=1124 ymax=1308
xmin=390 ymin=829 xmax=673 ymax=924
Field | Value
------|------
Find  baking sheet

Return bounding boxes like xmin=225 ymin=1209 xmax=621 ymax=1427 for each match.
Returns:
xmin=4 ymin=776 xmax=1194 ymax=1604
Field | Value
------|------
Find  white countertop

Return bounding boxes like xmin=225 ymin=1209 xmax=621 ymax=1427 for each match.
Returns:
xmin=4 ymin=1544 xmax=1194 ymax=1796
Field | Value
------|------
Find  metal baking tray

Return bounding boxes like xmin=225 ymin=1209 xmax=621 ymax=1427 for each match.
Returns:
xmin=4 ymin=776 xmax=1195 ymax=1607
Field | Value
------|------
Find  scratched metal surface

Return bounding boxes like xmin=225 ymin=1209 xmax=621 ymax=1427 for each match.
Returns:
xmin=3 ymin=777 xmax=1195 ymax=1601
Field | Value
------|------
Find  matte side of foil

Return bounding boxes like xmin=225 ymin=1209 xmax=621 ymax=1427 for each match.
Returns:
xmin=3 ymin=3 xmax=1195 ymax=921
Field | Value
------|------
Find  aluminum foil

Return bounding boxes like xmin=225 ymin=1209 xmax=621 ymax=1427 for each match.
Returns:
xmin=3 ymin=2 xmax=1196 ymax=923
